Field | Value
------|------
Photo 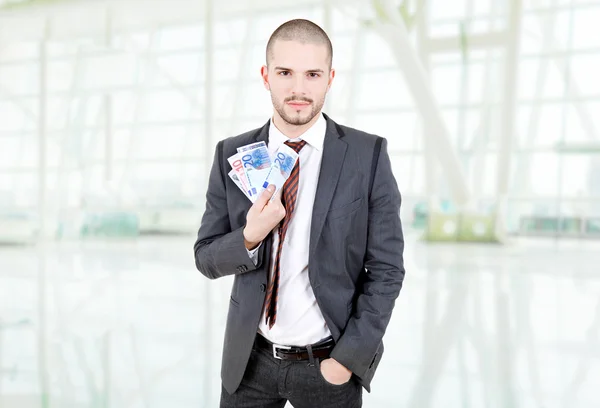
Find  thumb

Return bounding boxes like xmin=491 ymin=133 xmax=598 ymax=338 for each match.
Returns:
xmin=254 ymin=184 xmax=276 ymax=209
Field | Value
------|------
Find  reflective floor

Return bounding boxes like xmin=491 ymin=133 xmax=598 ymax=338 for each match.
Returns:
xmin=1 ymin=230 xmax=599 ymax=407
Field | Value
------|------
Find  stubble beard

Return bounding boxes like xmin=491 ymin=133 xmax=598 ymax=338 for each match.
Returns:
xmin=272 ymin=94 xmax=325 ymax=126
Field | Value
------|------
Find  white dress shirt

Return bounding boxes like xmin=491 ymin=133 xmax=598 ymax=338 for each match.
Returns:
xmin=248 ymin=113 xmax=332 ymax=346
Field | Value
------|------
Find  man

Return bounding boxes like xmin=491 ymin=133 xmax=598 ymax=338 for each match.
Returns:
xmin=194 ymin=19 xmax=405 ymax=408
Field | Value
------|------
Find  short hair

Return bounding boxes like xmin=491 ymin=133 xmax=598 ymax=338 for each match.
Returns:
xmin=266 ymin=19 xmax=333 ymax=68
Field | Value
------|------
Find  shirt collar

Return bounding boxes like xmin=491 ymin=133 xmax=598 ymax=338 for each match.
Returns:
xmin=268 ymin=112 xmax=326 ymax=151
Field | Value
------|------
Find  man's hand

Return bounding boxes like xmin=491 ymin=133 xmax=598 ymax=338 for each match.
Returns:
xmin=319 ymin=358 xmax=352 ymax=385
xmin=243 ymin=185 xmax=285 ymax=250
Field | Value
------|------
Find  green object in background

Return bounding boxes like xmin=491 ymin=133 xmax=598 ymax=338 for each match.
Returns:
xmin=560 ymin=217 xmax=581 ymax=233
xmin=411 ymin=202 xmax=428 ymax=228
xmin=457 ymin=213 xmax=497 ymax=242
xmin=586 ymin=218 xmax=600 ymax=234
xmin=520 ymin=216 xmax=583 ymax=235
xmin=520 ymin=216 xmax=558 ymax=233
xmin=424 ymin=211 xmax=499 ymax=243
xmin=80 ymin=212 xmax=139 ymax=238
xmin=424 ymin=212 xmax=460 ymax=241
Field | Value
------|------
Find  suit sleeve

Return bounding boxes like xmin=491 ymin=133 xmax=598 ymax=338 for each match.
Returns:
xmin=193 ymin=141 xmax=265 ymax=279
xmin=329 ymin=138 xmax=405 ymax=380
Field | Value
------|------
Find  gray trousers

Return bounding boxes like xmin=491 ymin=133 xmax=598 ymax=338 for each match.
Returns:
xmin=220 ymin=342 xmax=363 ymax=408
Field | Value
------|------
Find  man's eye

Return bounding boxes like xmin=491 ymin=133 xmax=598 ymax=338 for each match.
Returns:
xmin=279 ymin=71 xmax=290 ymax=76
xmin=308 ymin=73 xmax=320 ymax=78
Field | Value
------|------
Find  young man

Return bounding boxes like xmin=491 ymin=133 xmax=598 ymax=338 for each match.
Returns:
xmin=194 ymin=19 xmax=405 ymax=408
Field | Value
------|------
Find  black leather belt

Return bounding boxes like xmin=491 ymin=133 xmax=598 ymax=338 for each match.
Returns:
xmin=255 ymin=334 xmax=335 ymax=361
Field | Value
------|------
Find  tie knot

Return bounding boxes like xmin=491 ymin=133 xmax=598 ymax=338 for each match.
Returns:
xmin=284 ymin=140 xmax=307 ymax=154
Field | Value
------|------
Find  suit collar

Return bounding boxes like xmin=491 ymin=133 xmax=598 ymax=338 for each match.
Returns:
xmin=268 ymin=113 xmax=327 ymax=151
xmin=322 ymin=112 xmax=345 ymax=139
xmin=252 ymin=119 xmax=270 ymax=144
xmin=253 ymin=112 xmax=345 ymax=145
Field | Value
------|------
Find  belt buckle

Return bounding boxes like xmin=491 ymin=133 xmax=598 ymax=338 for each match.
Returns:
xmin=272 ymin=343 xmax=291 ymax=359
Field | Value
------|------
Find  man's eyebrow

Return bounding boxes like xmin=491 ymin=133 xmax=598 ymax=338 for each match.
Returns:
xmin=273 ymin=66 xmax=325 ymax=74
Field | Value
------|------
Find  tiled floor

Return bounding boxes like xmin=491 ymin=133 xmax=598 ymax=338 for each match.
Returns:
xmin=1 ymin=230 xmax=599 ymax=407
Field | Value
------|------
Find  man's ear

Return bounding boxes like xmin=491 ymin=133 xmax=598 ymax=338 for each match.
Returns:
xmin=327 ymin=68 xmax=336 ymax=92
xmin=261 ymin=65 xmax=270 ymax=91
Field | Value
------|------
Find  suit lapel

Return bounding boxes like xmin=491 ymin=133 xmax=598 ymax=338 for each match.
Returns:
xmin=309 ymin=115 xmax=348 ymax=258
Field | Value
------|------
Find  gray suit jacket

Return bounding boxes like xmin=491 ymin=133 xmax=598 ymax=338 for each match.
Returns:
xmin=194 ymin=113 xmax=405 ymax=395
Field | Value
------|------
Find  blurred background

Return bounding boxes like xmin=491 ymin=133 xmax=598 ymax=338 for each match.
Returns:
xmin=0 ymin=0 xmax=599 ymax=407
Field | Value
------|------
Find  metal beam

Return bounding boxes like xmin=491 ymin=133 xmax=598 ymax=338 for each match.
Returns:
xmin=226 ymin=9 xmax=256 ymax=137
xmin=511 ymin=0 xmax=557 ymax=203
xmin=37 ymin=20 xmax=47 ymax=240
xmin=203 ymin=0 xmax=214 ymax=405
xmin=415 ymin=0 xmax=438 ymax=207
xmin=104 ymin=7 xmax=113 ymax=183
xmin=495 ymin=0 xmax=522 ymax=239
xmin=345 ymin=14 xmax=366 ymax=127
xmin=115 ymin=27 xmax=159 ymax=193
xmin=51 ymin=36 xmax=84 ymax=221
xmin=427 ymin=31 xmax=508 ymax=53
xmin=36 ymin=18 xmax=49 ymax=408
xmin=368 ymin=0 xmax=471 ymax=206
xmin=555 ymin=142 xmax=600 ymax=153
xmin=456 ymin=0 xmax=475 ymax=207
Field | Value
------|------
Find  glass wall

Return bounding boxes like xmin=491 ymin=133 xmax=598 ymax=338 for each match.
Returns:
xmin=0 ymin=0 xmax=598 ymax=239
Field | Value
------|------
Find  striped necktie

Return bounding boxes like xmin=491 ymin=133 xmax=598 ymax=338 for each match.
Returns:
xmin=264 ymin=139 xmax=308 ymax=329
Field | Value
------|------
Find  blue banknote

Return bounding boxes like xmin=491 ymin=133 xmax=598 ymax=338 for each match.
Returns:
xmin=262 ymin=144 xmax=299 ymax=199
xmin=237 ymin=142 xmax=272 ymax=195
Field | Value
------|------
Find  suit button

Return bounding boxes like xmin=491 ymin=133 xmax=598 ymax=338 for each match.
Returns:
xmin=260 ymin=284 xmax=266 ymax=292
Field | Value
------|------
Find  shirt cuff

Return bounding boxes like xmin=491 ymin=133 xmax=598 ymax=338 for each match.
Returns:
xmin=246 ymin=242 xmax=262 ymax=266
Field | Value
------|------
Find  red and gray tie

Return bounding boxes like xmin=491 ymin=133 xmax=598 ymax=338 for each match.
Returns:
xmin=264 ymin=139 xmax=308 ymax=329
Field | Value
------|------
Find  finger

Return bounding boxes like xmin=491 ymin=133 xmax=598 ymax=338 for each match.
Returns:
xmin=269 ymin=187 xmax=283 ymax=204
xmin=253 ymin=184 xmax=276 ymax=209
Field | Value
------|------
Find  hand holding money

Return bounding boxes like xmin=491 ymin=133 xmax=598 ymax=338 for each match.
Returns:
xmin=228 ymin=141 xmax=300 ymax=203
xmin=243 ymin=184 xmax=286 ymax=250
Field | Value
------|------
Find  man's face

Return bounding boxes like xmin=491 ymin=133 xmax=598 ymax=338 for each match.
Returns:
xmin=261 ymin=40 xmax=335 ymax=126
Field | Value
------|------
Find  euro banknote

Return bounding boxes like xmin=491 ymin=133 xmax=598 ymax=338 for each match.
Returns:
xmin=262 ymin=144 xmax=299 ymax=199
xmin=227 ymin=153 xmax=257 ymax=200
xmin=228 ymin=170 xmax=253 ymax=201
xmin=237 ymin=142 xmax=271 ymax=196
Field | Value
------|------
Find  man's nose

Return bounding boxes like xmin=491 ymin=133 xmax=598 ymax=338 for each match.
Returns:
xmin=290 ymin=76 xmax=307 ymax=95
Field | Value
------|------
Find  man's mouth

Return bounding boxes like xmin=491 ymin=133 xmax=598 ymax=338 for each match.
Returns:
xmin=286 ymin=100 xmax=311 ymax=109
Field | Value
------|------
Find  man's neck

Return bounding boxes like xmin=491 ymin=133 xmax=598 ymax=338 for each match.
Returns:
xmin=272 ymin=111 xmax=322 ymax=139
